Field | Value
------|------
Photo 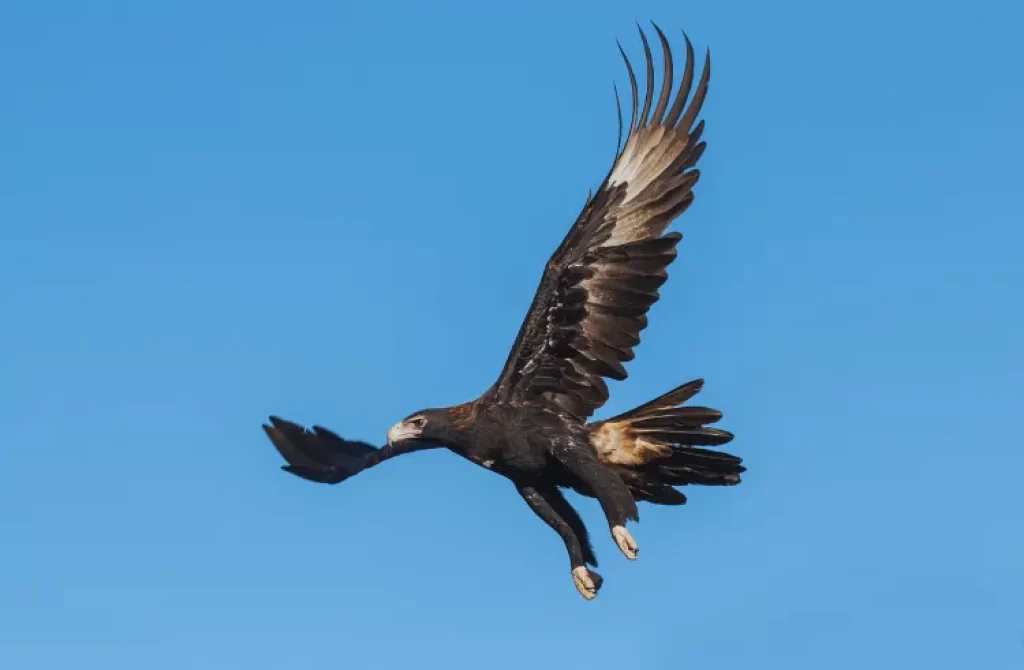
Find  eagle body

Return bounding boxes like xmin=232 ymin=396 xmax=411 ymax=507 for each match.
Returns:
xmin=431 ymin=402 xmax=640 ymax=522
xmin=444 ymin=403 xmax=575 ymax=477
xmin=262 ymin=25 xmax=746 ymax=601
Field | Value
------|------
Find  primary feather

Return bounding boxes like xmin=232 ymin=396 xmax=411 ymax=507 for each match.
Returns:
xmin=488 ymin=25 xmax=711 ymax=421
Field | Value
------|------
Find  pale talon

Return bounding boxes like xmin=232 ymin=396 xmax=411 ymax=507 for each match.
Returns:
xmin=572 ymin=566 xmax=598 ymax=600
xmin=612 ymin=525 xmax=638 ymax=560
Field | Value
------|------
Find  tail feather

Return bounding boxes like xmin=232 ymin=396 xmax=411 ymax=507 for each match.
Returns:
xmin=625 ymin=406 xmax=722 ymax=428
xmin=612 ymin=466 xmax=689 ymax=505
xmin=602 ymin=378 xmax=706 ymax=421
xmin=658 ymin=443 xmax=744 ymax=486
xmin=631 ymin=426 xmax=734 ymax=447
xmin=587 ymin=378 xmax=743 ymax=505
xmin=662 ymin=444 xmax=743 ymax=468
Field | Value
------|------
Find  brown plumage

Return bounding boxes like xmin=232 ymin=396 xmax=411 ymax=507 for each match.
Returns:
xmin=261 ymin=24 xmax=742 ymax=601
xmin=487 ymin=26 xmax=709 ymax=421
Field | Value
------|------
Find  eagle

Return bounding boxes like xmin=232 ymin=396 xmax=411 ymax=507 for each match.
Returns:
xmin=262 ymin=24 xmax=744 ymax=601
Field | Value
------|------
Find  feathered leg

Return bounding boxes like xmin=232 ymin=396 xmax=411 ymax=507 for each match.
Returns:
xmin=517 ymin=483 xmax=604 ymax=600
xmin=549 ymin=440 xmax=641 ymax=561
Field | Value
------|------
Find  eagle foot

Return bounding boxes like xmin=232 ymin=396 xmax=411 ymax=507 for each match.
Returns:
xmin=572 ymin=566 xmax=603 ymax=600
xmin=612 ymin=525 xmax=639 ymax=560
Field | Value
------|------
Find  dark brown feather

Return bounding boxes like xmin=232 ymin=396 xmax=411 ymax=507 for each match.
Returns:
xmin=586 ymin=379 xmax=742 ymax=501
xmin=486 ymin=29 xmax=710 ymax=420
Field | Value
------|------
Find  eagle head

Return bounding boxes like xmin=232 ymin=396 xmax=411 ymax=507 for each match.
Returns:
xmin=387 ymin=403 xmax=475 ymax=447
xmin=385 ymin=409 xmax=442 ymax=446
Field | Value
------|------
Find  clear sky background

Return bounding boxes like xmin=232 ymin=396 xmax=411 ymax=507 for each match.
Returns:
xmin=2 ymin=1 xmax=1022 ymax=668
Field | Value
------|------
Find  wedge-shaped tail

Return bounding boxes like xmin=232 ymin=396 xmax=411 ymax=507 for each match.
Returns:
xmin=587 ymin=379 xmax=743 ymax=505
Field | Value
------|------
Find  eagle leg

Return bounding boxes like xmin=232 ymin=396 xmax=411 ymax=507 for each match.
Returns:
xmin=516 ymin=483 xmax=603 ymax=600
xmin=550 ymin=440 xmax=641 ymax=561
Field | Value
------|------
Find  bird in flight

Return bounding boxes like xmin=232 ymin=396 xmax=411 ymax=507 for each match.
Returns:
xmin=263 ymin=24 xmax=744 ymax=600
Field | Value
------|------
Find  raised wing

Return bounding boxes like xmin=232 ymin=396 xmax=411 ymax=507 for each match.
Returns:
xmin=263 ymin=417 xmax=432 ymax=484
xmin=488 ymin=25 xmax=711 ymax=420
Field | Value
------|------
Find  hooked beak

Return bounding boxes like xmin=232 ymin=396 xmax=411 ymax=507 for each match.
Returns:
xmin=387 ymin=421 xmax=421 ymax=446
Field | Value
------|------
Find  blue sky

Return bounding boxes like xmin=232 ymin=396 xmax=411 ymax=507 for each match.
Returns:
xmin=2 ymin=0 xmax=1022 ymax=667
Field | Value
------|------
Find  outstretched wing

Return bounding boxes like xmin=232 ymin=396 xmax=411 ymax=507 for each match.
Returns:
xmin=487 ymin=25 xmax=711 ymax=420
xmin=263 ymin=417 xmax=431 ymax=484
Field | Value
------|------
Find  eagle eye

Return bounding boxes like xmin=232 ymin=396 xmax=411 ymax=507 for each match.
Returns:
xmin=408 ymin=416 xmax=427 ymax=428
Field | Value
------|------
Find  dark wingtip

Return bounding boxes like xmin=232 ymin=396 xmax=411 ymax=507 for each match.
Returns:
xmin=280 ymin=464 xmax=311 ymax=480
xmin=682 ymin=29 xmax=693 ymax=50
xmin=267 ymin=415 xmax=291 ymax=430
xmin=633 ymin=20 xmax=647 ymax=49
xmin=281 ymin=464 xmax=344 ymax=485
xmin=612 ymin=80 xmax=624 ymax=155
xmin=615 ymin=37 xmax=639 ymax=134
xmin=311 ymin=425 xmax=336 ymax=437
